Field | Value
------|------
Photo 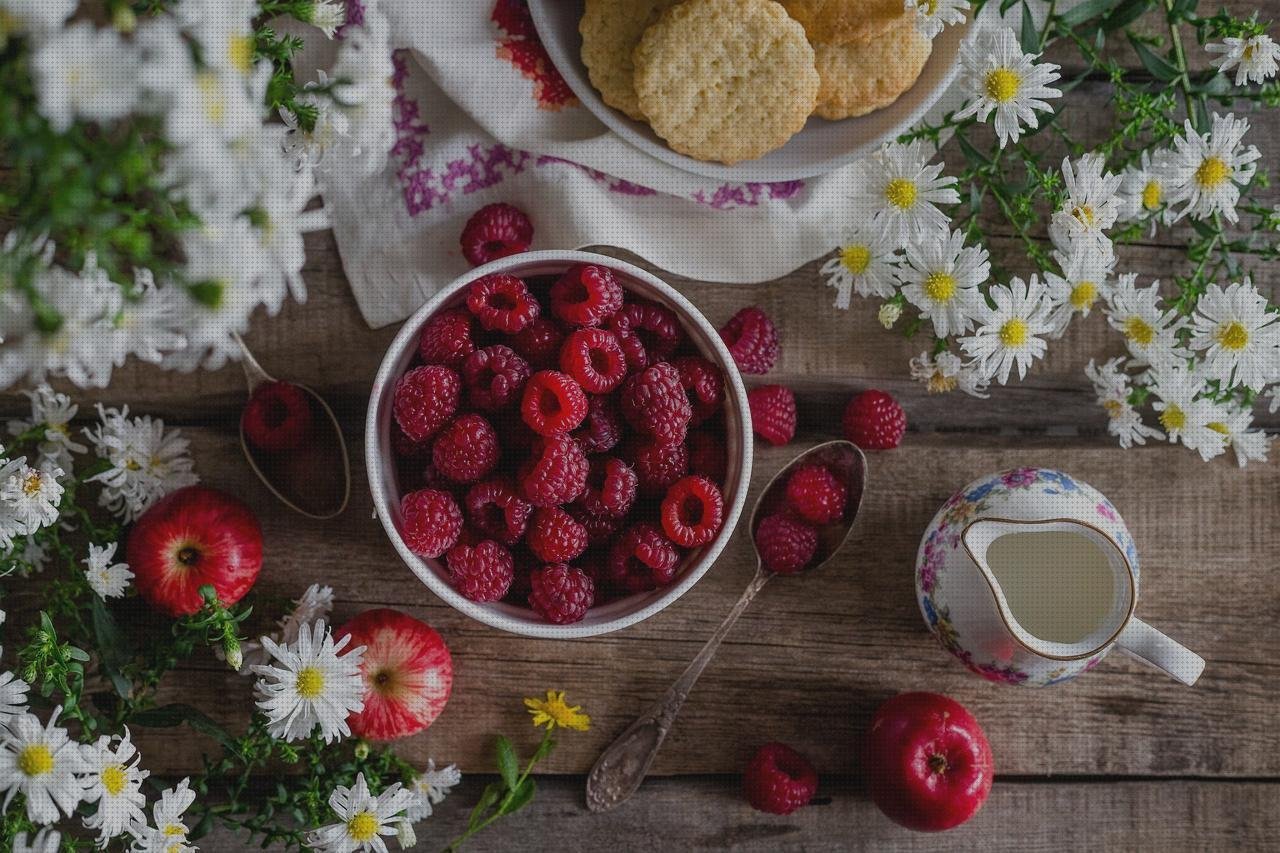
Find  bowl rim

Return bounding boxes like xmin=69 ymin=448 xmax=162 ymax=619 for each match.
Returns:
xmin=365 ymin=250 xmax=754 ymax=638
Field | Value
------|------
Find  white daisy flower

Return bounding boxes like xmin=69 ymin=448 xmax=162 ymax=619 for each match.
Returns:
xmin=899 ymin=228 xmax=990 ymax=338
xmin=129 ymin=777 xmax=196 ymax=853
xmin=405 ymin=759 xmax=462 ymax=821
xmin=1085 ymin=358 xmax=1164 ymax=449
xmin=83 ymin=404 xmax=199 ymax=523
xmin=307 ymin=772 xmax=418 ymax=853
xmin=0 ymin=669 xmax=30 ymax=724
xmin=84 ymin=541 xmax=134 ymax=600
xmin=0 ymin=461 xmax=64 ymax=536
xmin=0 ymin=708 xmax=88 ymax=824
xmin=7 ymin=385 xmax=86 ymax=474
xmin=851 ymin=140 xmax=960 ymax=247
xmin=81 ymin=729 xmax=149 ymax=845
xmin=960 ymin=275 xmax=1054 ymax=384
xmin=252 ymin=620 xmax=366 ymax=744
xmin=233 ymin=583 xmax=336 ymax=672
xmin=1268 ymin=386 xmax=1280 ymax=414
xmin=878 ymin=302 xmax=903 ymax=328
xmin=13 ymin=828 xmax=61 ymax=853
xmin=1204 ymin=404 xmax=1272 ymax=467
xmin=1148 ymin=365 xmax=1221 ymax=457
xmin=14 ymin=535 xmax=52 ymax=577
xmin=301 ymin=0 xmax=348 ymax=38
xmin=820 ymin=227 xmax=900 ymax=307
xmin=1206 ymin=34 xmax=1280 ymax=86
xmin=1104 ymin=273 xmax=1187 ymax=369
xmin=1117 ymin=149 xmax=1177 ymax=230
xmin=30 ymin=22 xmax=140 ymax=132
xmin=905 ymin=0 xmax=970 ymax=39
xmin=1049 ymin=153 xmax=1122 ymax=252
xmin=1043 ymin=242 xmax=1116 ymax=336
xmin=1187 ymin=279 xmax=1280 ymax=392
xmin=954 ymin=26 xmax=1062 ymax=149
xmin=115 ymin=269 xmax=189 ymax=367
xmin=909 ymin=350 xmax=990 ymax=398
xmin=1165 ymin=113 xmax=1260 ymax=223
xmin=176 ymin=0 xmax=257 ymax=78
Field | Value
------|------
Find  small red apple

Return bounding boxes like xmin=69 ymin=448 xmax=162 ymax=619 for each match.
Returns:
xmin=127 ymin=485 xmax=263 ymax=617
xmin=334 ymin=608 xmax=453 ymax=741
xmin=863 ymin=692 xmax=994 ymax=832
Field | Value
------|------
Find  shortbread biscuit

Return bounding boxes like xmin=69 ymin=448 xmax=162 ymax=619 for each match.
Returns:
xmin=779 ymin=0 xmax=906 ymax=46
xmin=813 ymin=17 xmax=932 ymax=120
xmin=579 ymin=0 xmax=678 ymax=120
xmin=633 ymin=0 xmax=819 ymax=164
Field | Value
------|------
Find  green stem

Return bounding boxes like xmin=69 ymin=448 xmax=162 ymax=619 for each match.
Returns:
xmin=1161 ymin=0 xmax=1199 ymax=122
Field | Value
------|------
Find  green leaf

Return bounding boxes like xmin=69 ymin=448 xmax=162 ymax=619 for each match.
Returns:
xmin=90 ymin=597 xmax=134 ymax=698
xmin=956 ymin=134 xmax=990 ymax=169
xmin=499 ymin=778 xmax=536 ymax=816
xmin=1101 ymin=0 xmax=1151 ymax=31
xmin=1020 ymin=2 xmax=1040 ymax=54
xmin=494 ymin=736 xmax=519 ymax=792
xmin=131 ymin=703 xmax=237 ymax=753
xmin=1127 ymin=35 xmax=1180 ymax=81
xmin=468 ymin=781 xmax=505 ymax=830
xmin=1059 ymin=0 xmax=1122 ymax=26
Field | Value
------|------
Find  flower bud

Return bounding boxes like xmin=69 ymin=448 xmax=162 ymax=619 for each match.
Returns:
xmin=353 ymin=740 xmax=370 ymax=760
xmin=878 ymin=302 xmax=902 ymax=329
xmin=396 ymin=819 xmax=417 ymax=849
xmin=224 ymin=636 xmax=243 ymax=672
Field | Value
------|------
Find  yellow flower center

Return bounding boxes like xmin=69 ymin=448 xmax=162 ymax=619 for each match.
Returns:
xmin=1070 ymin=281 xmax=1098 ymax=309
xmin=921 ymin=0 xmax=938 ymax=12
xmin=348 ymin=811 xmax=379 ymax=841
xmin=228 ymin=34 xmax=255 ymax=74
xmin=296 ymin=667 xmax=325 ymax=699
xmin=1195 ymin=156 xmax=1230 ymax=188
xmin=1141 ymin=181 xmax=1162 ymax=210
xmin=885 ymin=178 xmax=917 ymax=210
xmin=1071 ymin=204 xmax=1096 ymax=228
xmin=999 ymin=318 xmax=1029 ymax=347
xmin=984 ymin=68 xmax=1022 ymax=103
xmin=923 ymin=272 xmax=957 ymax=302
xmin=1103 ymin=399 xmax=1124 ymax=417
xmin=926 ymin=371 xmax=958 ymax=394
xmin=1159 ymin=404 xmax=1186 ymax=431
xmin=1215 ymin=320 xmax=1249 ymax=351
xmin=197 ymin=71 xmax=226 ymax=125
xmin=163 ymin=824 xmax=186 ymax=838
xmin=18 ymin=744 xmax=53 ymax=777
xmin=1207 ymin=421 xmax=1230 ymax=436
xmin=840 ymin=244 xmax=871 ymax=275
xmin=21 ymin=471 xmax=42 ymax=496
xmin=102 ymin=764 xmax=127 ymax=796
xmin=1123 ymin=316 xmax=1155 ymax=345
xmin=1243 ymin=43 xmax=1256 ymax=60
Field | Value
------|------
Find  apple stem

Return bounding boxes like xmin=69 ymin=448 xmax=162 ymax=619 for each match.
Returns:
xmin=928 ymin=753 xmax=949 ymax=775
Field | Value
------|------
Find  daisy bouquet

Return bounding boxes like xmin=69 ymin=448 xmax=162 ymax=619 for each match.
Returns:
xmin=825 ymin=0 xmax=1279 ymax=466
xmin=0 ymin=0 xmax=395 ymax=389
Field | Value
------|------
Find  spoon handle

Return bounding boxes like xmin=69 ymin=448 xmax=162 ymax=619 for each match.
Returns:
xmin=586 ymin=563 xmax=772 ymax=813
xmin=233 ymin=333 xmax=274 ymax=391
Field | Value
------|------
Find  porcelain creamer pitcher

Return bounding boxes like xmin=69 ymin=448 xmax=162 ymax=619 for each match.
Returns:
xmin=915 ymin=468 xmax=1204 ymax=687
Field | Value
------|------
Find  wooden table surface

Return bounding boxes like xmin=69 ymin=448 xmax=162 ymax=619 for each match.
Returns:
xmin=6 ymin=10 xmax=1280 ymax=849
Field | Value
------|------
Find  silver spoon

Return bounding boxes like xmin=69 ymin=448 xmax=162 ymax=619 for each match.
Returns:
xmin=586 ymin=440 xmax=868 ymax=812
xmin=235 ymin=333 xmax=352 ymax=520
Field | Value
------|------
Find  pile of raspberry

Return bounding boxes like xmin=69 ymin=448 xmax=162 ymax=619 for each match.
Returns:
xmin=390 ymin=263 xmax=731 ymax=625
xmin=753 ymin=460 xmax=849 ymax=575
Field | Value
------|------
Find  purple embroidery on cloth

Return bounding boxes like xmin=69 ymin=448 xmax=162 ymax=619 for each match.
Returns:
xmin=692 ymin=180 xmax=806 ymax=209
xmin=335 ymin=0 xmax=366 ymax=39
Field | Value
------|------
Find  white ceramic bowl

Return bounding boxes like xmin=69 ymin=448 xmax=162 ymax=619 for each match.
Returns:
xmin=367 ymin=251 xmax=753 ymax=638
xmin=527 ymin=0 xmax=968 ymax=182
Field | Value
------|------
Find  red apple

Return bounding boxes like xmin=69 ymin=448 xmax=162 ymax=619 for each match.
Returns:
xmin=863 ymin=692 xmax=994 ymax=832
xmin=127 ymin=485 xmax=263 ymax=617
xmin=334 ymin=609 xmax=453 ymax=741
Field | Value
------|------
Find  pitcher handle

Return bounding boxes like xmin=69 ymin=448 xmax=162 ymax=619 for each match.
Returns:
xmin=1116 ymin=618 xmax=1205 ymax=686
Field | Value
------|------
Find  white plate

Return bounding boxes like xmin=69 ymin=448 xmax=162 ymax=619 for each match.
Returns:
xmin=528 ymin=0 xmax=969 ymax=183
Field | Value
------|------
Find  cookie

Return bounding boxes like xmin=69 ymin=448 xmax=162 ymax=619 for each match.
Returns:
xmin=633 ymin=0 xmax=819 ymax=165
xmin=812 ymin=16 xmax=932 ymax=120
xmin=779 ymin=0 xmax=906 ymax=46
xmin=579 ymin=0 xmax=679 ymax=121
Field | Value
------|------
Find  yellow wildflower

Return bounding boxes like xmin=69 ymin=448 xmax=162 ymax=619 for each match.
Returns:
xmin=524 ymin=690 xmax=590 ymax=732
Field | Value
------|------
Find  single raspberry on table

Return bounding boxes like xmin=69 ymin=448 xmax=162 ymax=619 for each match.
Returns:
xmin=510 ymin=317 xmax=565 ymax=370
xmin=528 ymin=563 xmax=595 ymax=625
xmin=549 ymin=263 xmax=624 ymax=327
xmin=747 ymin=385 xmax=796 ymax=446
xmin=459 ymin=203 xmax=533 ymax=267
xmin=755 ymin=513 xmax=817 ymax=574
xmin=242 ymin=381 xmax=313 ymax=452
xmin=520 ymin=434 xmax=589 ymax=507
xmin=432 ymin=414 xmax=500 ymax=484
xmin=466 ymin=273 xmax=541 ymax=334
xmin=418 ymin=308 xmax=476 ymax=368
xmin=660 ymin=476 xmax=725 ymax=548
xmin=559 ymin=328 xmax=627 ymax=394
xmin=744 ymin=742 xmax=819 ymax=815
xmin=400 ymin=489 xmax=463 ymax=558
xmin=526 ymin=507 xmax=589 ymax=564
xmin=719 ymin=306 xmax=780 ymax=375
xmin=462 ymin=344 xmax=530 ymax=410
xmin=465 ymin=479 xmax=532 ymax=545
xmin=607 ymin=523 xmax=681 ymax=593
xmin=621 ymin=362 xmax=693 ymax=446
xmin=628 ymin=438 xmax=689 ymax=497
xmin=671 ymin=356 xmax=725 ymax=425
xmin=785 ymin=464 xmax=846 ymax=525
xmin=572 ymin=394 xmax=623 ymax=454
xmin=607 ymin=300 xmax=682 ymax=371
xmin=445 ymin=540 xmax=515 ymax=602
xmin=576 ymin=456 xmax=638 ymax=518
xmin=687 ymin=429 xmax=727 ymax=481
xmin=842 ymin=389 xmax=906 ymax=450
xmin=521 ymin=370 xmax=588 ymax=435
xmin=393 ymin=365 xmax=461 ymax=442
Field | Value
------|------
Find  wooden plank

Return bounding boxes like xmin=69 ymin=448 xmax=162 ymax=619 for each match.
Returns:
xmin=104 ymin=427 xmax=1280 ymax=778
xmin=195 ymin=777 xmax=1280 ymax=852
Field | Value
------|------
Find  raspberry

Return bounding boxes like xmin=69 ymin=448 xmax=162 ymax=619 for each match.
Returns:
xmin=621 ymin=362 xmax=692 ymax=446
xmin=400 ymin=489 xmax=463 ymax=558
xmin=242 ymin=381 xmax=313 ymax=453
xmin=629 ymin=438 xmax=688 ymax=497
xmin=755 ymin=513 xmax=817 ymax=574
xmin=576 ymin=457 xmax=637 ymax=518
xmin=747 ymin=385 xmax=796 ymax=446
xmin=462 ymin=344 xmax=530 ymax=410
xmin=573 ymin=395 xmax=623 ymax=454
xmin=607 ymin=301 xmax=682 ymax=371
xmin=432 ymin=414 xmax=500 ymax=484
xmin=445 ymin=540 xmax=515 ymax=602
xmin=744 ymin=743 xmax=818 ymax=815
xmin=510 ymin=317 xmax=565 ymax=370
xmin=521 ymin=370 xmax=588 ymax=435
xmin=687 ymin=429 xmax=727 ymax=481
xmin=418 ymin=309 xmax=476 ymax=368
xmin=842 ymin=389 xmax=906 ymax=450
xmin=549 ymin=263 xmax=624 ymax=327
xmin=393 ymin=365 xmax=461 ymax=442
xmin=569 ymin=506 xmax=622 ymax=547
xmin=785 ymin=465 xmax=846 ymax=525
xmin=559 ymin=328 xmax=627 ymax=394
xmin=671 ymin=356 xmax=724 ymax=425
xmin=607 ymin=523 xmax=681 ymax=593
xmin=528 ymin=563 xmax=595 ymax=624
xmin=466 ymin=273 xmax=541 ymax=334
xmin=390 ymin=421 xmax=432 ymax=464
xmin=520 ymin=435 xmax=589 ymax=507
xmin=719 ymin=306 xmax=780 ymax=375
xmin=660 ymin=476 xmax=724 ymax=548
xmin=526 ymin=507 xmax=588 ymax=564
xmin=459 ymin=203 xmax=533 ymax=267
xmin=465 ymin=479 xmax=532 ymax=545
